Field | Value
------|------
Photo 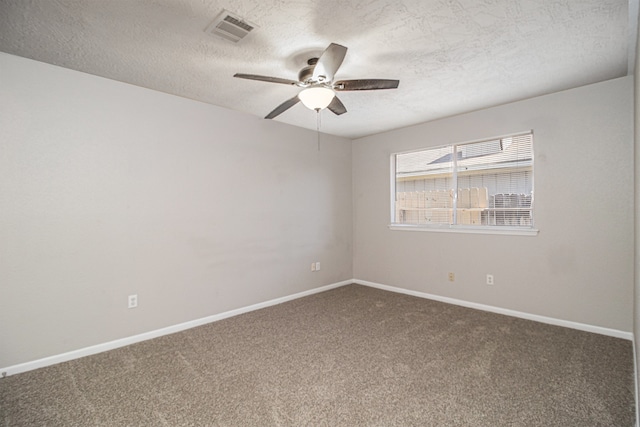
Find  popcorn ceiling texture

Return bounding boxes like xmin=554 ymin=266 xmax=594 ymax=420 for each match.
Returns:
xmin=0 ymin=0 xmax=630 ymax=138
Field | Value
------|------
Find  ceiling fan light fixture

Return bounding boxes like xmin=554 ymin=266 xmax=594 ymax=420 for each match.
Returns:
xmin=298 ymin=86 xmax=335 ymax=111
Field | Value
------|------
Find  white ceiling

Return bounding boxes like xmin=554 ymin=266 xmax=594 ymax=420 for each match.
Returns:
xmin=0 ymin=0 xmax=635 ymax=139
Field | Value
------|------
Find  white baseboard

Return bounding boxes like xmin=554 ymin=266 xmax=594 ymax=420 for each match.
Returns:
xmin=1 ymin=280 xmax=352 ymax=377
xmin=3 ymin=278 xmax=633 ymax=378
xmin=353 ymin=279 xmax=634 ymax=341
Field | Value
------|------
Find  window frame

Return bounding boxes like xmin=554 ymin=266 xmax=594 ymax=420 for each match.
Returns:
xmin=389 ymin=131 xmax=539 ymax=236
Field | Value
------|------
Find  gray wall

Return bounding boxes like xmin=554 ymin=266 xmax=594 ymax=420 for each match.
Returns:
xmin=0 ymin=53 xmax=353 ymax=368
xmin=635 ymin=7 xmax=640 ymax=416
xmin=1 ymin=50 xmax=635 ymax=372
xmin=353 ymin=76 xmax=634 ymax=332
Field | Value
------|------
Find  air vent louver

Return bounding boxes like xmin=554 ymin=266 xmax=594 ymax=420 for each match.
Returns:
xmin=205 ymin=10 xmax=255 ymax=43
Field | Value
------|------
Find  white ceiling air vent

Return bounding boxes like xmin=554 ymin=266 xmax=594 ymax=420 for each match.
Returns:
xmin=205 ymin=10 xmax=255 ymax=43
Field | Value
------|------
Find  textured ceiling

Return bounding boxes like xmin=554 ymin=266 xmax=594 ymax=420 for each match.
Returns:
xmin=0 ymin=0 xmax=634 ymax=139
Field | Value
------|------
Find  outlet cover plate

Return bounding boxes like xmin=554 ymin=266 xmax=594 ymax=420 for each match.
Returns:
xmin=128 ymin=294 xmax=138 ymax=308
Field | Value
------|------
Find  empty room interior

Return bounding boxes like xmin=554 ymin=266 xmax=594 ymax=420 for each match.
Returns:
xmin=1 ymin=0 xmax=640 ymax=425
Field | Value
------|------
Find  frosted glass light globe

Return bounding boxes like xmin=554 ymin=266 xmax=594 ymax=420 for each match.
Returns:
xmin=298 ymin=86 xmax=335 ymax=110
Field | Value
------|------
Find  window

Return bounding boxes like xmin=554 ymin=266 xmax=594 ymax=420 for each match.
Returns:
xmin=391 ymin=132 xmax=534 ymax=232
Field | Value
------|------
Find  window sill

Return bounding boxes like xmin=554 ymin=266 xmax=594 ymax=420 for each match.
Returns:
xmin=388 ymin=224 xmax=539 ymax=236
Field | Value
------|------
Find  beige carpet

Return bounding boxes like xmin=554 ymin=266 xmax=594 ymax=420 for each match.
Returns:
xmin=0 ymin=284 xmax=635 ymax=426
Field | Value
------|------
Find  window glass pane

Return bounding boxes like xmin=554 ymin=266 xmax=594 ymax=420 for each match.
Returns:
xmin=393 ymin=132 xmax=533 ymax=228
xmin=396 ymin=147 xmax=453 ymax=225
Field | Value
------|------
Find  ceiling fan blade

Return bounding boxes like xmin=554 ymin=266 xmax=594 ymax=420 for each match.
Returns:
xmin=334 ymin=79 xmax=400 ymax=91
xmin=234 ymin=73 xmax=300 ymax=86
xmin=265 ymin=95 xmax=300 ymax=119
xmin=327 ymin=96 xmax=347 ymax=116
xmin=312 ymin=43 xmax=347 ymax=83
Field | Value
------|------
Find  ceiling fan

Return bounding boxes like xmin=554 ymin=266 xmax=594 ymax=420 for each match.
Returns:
xmin=234 ymin=43 xmax=400 ymax=119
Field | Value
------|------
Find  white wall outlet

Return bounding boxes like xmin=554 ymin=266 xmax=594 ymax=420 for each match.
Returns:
xmin=315 ymin=262 xmax=321 ymax=271
xmin=486 ymin=274 xmax=494 ymax=285
xmin=128 ymin=294 xmax=138 ymax=309
xmin=448 ymin=272 xmax=455 ymax=282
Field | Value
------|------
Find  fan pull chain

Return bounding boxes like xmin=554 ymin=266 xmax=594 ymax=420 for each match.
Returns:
xmin=316 ymin=109 xmax=321 ymax=151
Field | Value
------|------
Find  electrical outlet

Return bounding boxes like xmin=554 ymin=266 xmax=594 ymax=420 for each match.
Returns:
xmin=311 ymin=263 xmax=316 ymax=272
xmin=486 ymin=274 xmax=494 ymax=285
xmin=448 ymin=272 xmax=455 ymax=282
xmin=128 ymin=294 xmax=138 ymax=309
xmin=315 ymin=262 xmax=321 ymax=271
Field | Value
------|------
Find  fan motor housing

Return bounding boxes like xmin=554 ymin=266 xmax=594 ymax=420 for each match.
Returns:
xmin=298 ymin=58 xmax=318 ymax=83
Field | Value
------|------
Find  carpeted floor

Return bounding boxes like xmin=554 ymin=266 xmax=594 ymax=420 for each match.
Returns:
xmin=0 ymin=284 xmax=635 ymax=426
